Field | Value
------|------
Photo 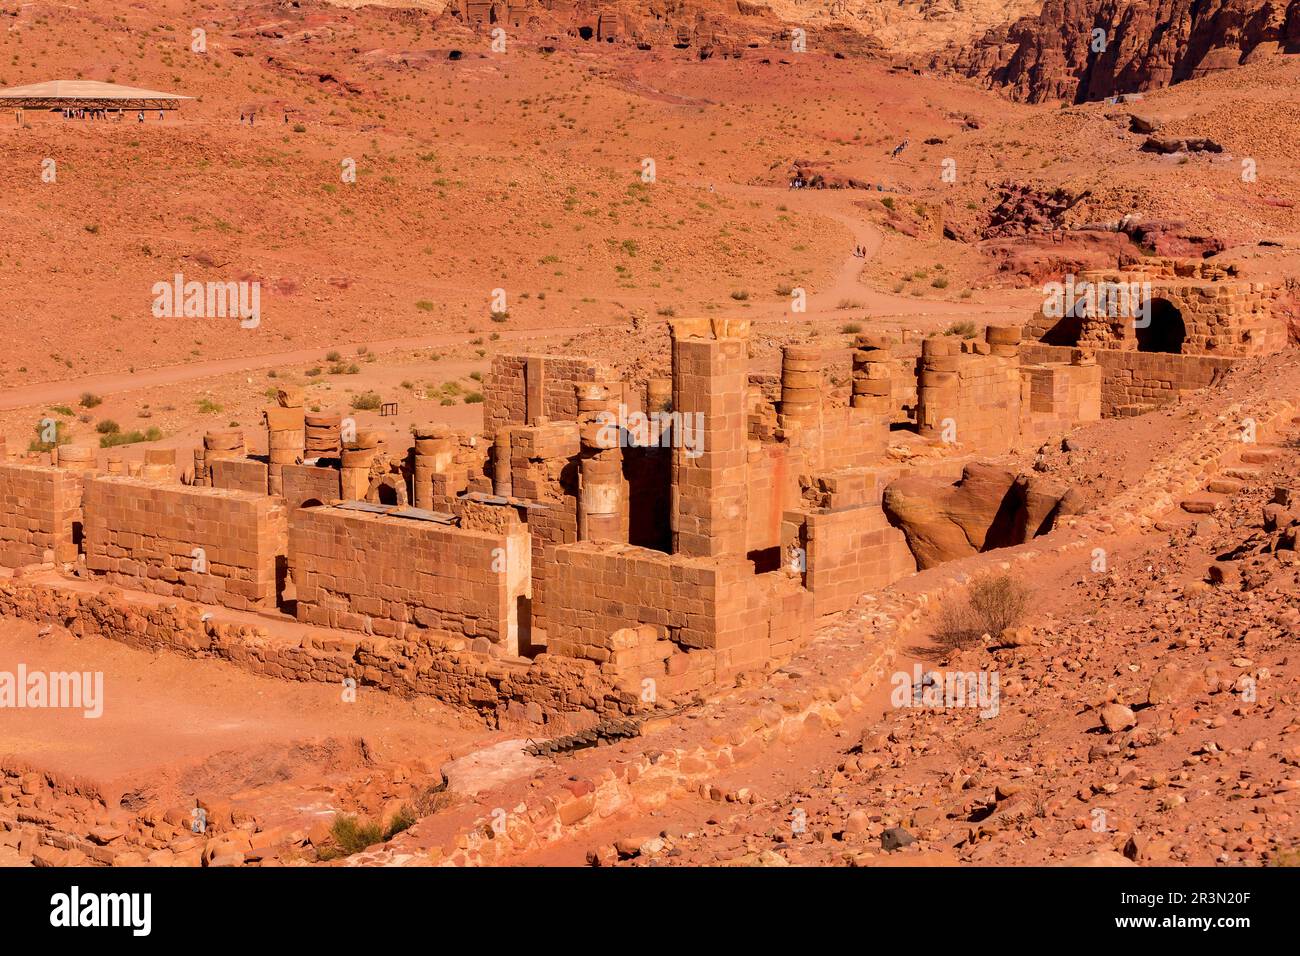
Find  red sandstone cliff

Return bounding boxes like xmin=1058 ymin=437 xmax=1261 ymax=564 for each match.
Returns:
xmin=925 ymin=0 xmax=1300 ymax=103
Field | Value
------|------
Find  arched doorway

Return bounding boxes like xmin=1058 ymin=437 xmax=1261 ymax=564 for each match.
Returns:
xmin=364 ymin=474 xmax=408 ymax=507
xmin=1137 ymin=298 xmax=1185 ymax=353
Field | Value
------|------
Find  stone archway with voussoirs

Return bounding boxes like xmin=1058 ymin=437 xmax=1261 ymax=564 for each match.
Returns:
xmin=365 ymin=474 xmax=407 ymax=507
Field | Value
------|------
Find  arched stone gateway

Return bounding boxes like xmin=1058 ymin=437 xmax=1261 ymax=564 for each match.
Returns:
xmin=364 ymin=474 xmax=407 ymax=507
xmin=1137 ymin=298 xmax=1186 ymax=353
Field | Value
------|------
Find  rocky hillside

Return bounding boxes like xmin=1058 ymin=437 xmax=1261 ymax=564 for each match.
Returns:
xmin=925 ymin=0 xmax=1300 ymax=103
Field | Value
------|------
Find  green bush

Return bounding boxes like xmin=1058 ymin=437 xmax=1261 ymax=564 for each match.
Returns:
xmin=350 ymin=392 xmax=383 ymax=411
xmin=99 ymin=426 xmax=162 ymax=448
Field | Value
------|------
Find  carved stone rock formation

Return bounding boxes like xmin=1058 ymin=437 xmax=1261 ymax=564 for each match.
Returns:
xmin=924 ymin=0 xmax=1300 ymax=103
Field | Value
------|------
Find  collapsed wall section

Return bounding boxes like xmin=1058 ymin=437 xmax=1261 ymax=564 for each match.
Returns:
xmin=783 ymin=469 xmax=916 ymax=617
xmin=916 ymin=330 xmax=1023 ymax=454
xmin=549 ymin=541 xmax=811 ymax=689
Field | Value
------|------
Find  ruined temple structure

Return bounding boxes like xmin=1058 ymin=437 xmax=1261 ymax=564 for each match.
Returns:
xmin=1023 ymin=256 xmax=1289 ymax=415
xmin=1 ymin=317 xmax=1124 ymax=729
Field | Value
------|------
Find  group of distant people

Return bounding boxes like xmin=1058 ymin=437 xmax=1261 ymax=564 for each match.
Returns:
xmin=238 ymin=112 xmax=293 ymax=126
xmin=50 ymin=107 xmax=164 ymax=122
xmin=851 ymin=245 xmax=867 ymax=258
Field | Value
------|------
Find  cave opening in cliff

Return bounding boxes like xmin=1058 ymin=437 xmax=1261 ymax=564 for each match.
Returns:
xmin=1137 ymin=298 xmax=1186 ymax=353
xmin=578 ymin=26 xmax=593 ymax=41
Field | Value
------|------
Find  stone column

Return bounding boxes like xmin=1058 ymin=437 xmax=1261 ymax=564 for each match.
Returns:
xmin=413 ymin=425 xmax=455 ymax=510
xmin=917 ymin=337 xmax=959 ymax=437
xmin=778 ymin=344 xmax=821 ymax=432
xmin=56 ymin=444 xmax=96 ymax=474
xmin=670 ymin=318 xmax=749 ymax=558
xmin=986 ymin=324 xmax=1021 ymax=358
xmin=492 ymin=428 xmax=513 ymax=498
xmin=576 ymin=383 xmax=625 ymax=544
xmin=305 ymin=411 xmax=342 ymax=460
xmin=265 ymin=387 xmax=305 ymax=496
xmin=851 ymin=333 xmax=893 ymax=410
xmin=340 ymin=432 xmax=380 ymax=501
xmin=645 ymin=377 xmax=672 ymax=414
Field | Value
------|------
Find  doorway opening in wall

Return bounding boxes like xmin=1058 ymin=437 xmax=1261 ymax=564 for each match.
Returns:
xmin=1040 ymin=297 xmax=1086 ymax=346
xmin=1137 ymin=298 xmax=1186 ymax=353
xmin=578 ymin=26 xmax=594 ymax=40
xmin=275 ymin=554 xmax=295 ymax=617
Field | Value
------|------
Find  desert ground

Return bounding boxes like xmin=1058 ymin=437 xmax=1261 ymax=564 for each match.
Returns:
xmin=1 ymin=0 xmax=1298 ymax=875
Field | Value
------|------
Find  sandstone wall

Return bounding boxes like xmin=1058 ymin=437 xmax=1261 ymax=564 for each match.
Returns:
xmin=549 ymin=543 xmax=807 ymax=687
xmin=917 ymin=338 xmax=1023 ymax=454
xmin=0 ymin=463 xmax=82 ymax=567
xmin=484 ymin=354 xmax=616 ymax=435
xmin=207 ymin=457 xmax=269 ymax=495
xmin=289 ymin=506 xmax=529 ymax=652
xmin=1022 ymin=343 xmax=1236 ymax=415
xmin=281 ymin=463 xmax=341 ymax=509
xmin=82 ymin=477 xmax=286 ymax=610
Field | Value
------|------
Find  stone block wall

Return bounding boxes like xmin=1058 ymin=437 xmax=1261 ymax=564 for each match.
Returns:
xmin=484 ymin=354 xmax=616 ymax=435
xmin=917 ymin=337 xmax=1023 ymax=455
xmin=500 ymin=422 xmax=580 ymax=630
xmin=207 ymin=457 xmax=269 ymax=495
xmin=1021 ymin=343 xmax=1237 ymax=415
xmin=1018 ymin=359 xmax=1103 ymax=443
xmin=1027 ymin=260 xmax=1287 ymax=358
xmin=549 ymin=542 xmax=792 ymax=686
xmin=82 ymin=476 xmax=287 ymax=610
xmin=671 ymin=321 xmax=749 ymax=558
xmin=289 ymin=506 xmax=529 ymax=653
xmin=785 ymin=469 xmax=916 ymax=616
xmin=281 ymin=463 xmax=341 ymax=509
xmin=0 ymin=463 xmax=83 ymax=567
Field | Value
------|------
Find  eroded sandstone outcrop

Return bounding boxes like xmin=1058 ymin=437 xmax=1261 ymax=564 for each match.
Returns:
xmin=924 ymin=0 xmax=1300 ymax=104
xmin=882 ymin=462 xmax=1085 ymax=568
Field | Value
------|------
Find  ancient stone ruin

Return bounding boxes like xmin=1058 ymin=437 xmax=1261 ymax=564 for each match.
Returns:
xmin=4 ymin=284 xmax=1230 ymax=733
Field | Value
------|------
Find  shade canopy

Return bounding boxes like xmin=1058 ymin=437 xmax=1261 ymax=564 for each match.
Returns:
xmin=0 ymin=80 xmax=192 ymax=110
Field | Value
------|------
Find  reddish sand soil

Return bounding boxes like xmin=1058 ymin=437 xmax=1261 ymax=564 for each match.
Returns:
xmin=3 ymin=0 xmax=1300 ymax=870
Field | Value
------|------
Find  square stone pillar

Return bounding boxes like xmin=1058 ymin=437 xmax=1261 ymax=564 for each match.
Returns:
xmin=670 ymin=319 xmax=749 ymax=558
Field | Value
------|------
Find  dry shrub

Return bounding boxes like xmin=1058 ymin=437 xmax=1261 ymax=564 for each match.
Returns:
xmin=934 ymin=572 xmax=1031 ymax=650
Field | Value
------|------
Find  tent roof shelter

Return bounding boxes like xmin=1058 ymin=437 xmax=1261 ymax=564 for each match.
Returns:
xmin=0 ymin=80 xmax=192 ymax=110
